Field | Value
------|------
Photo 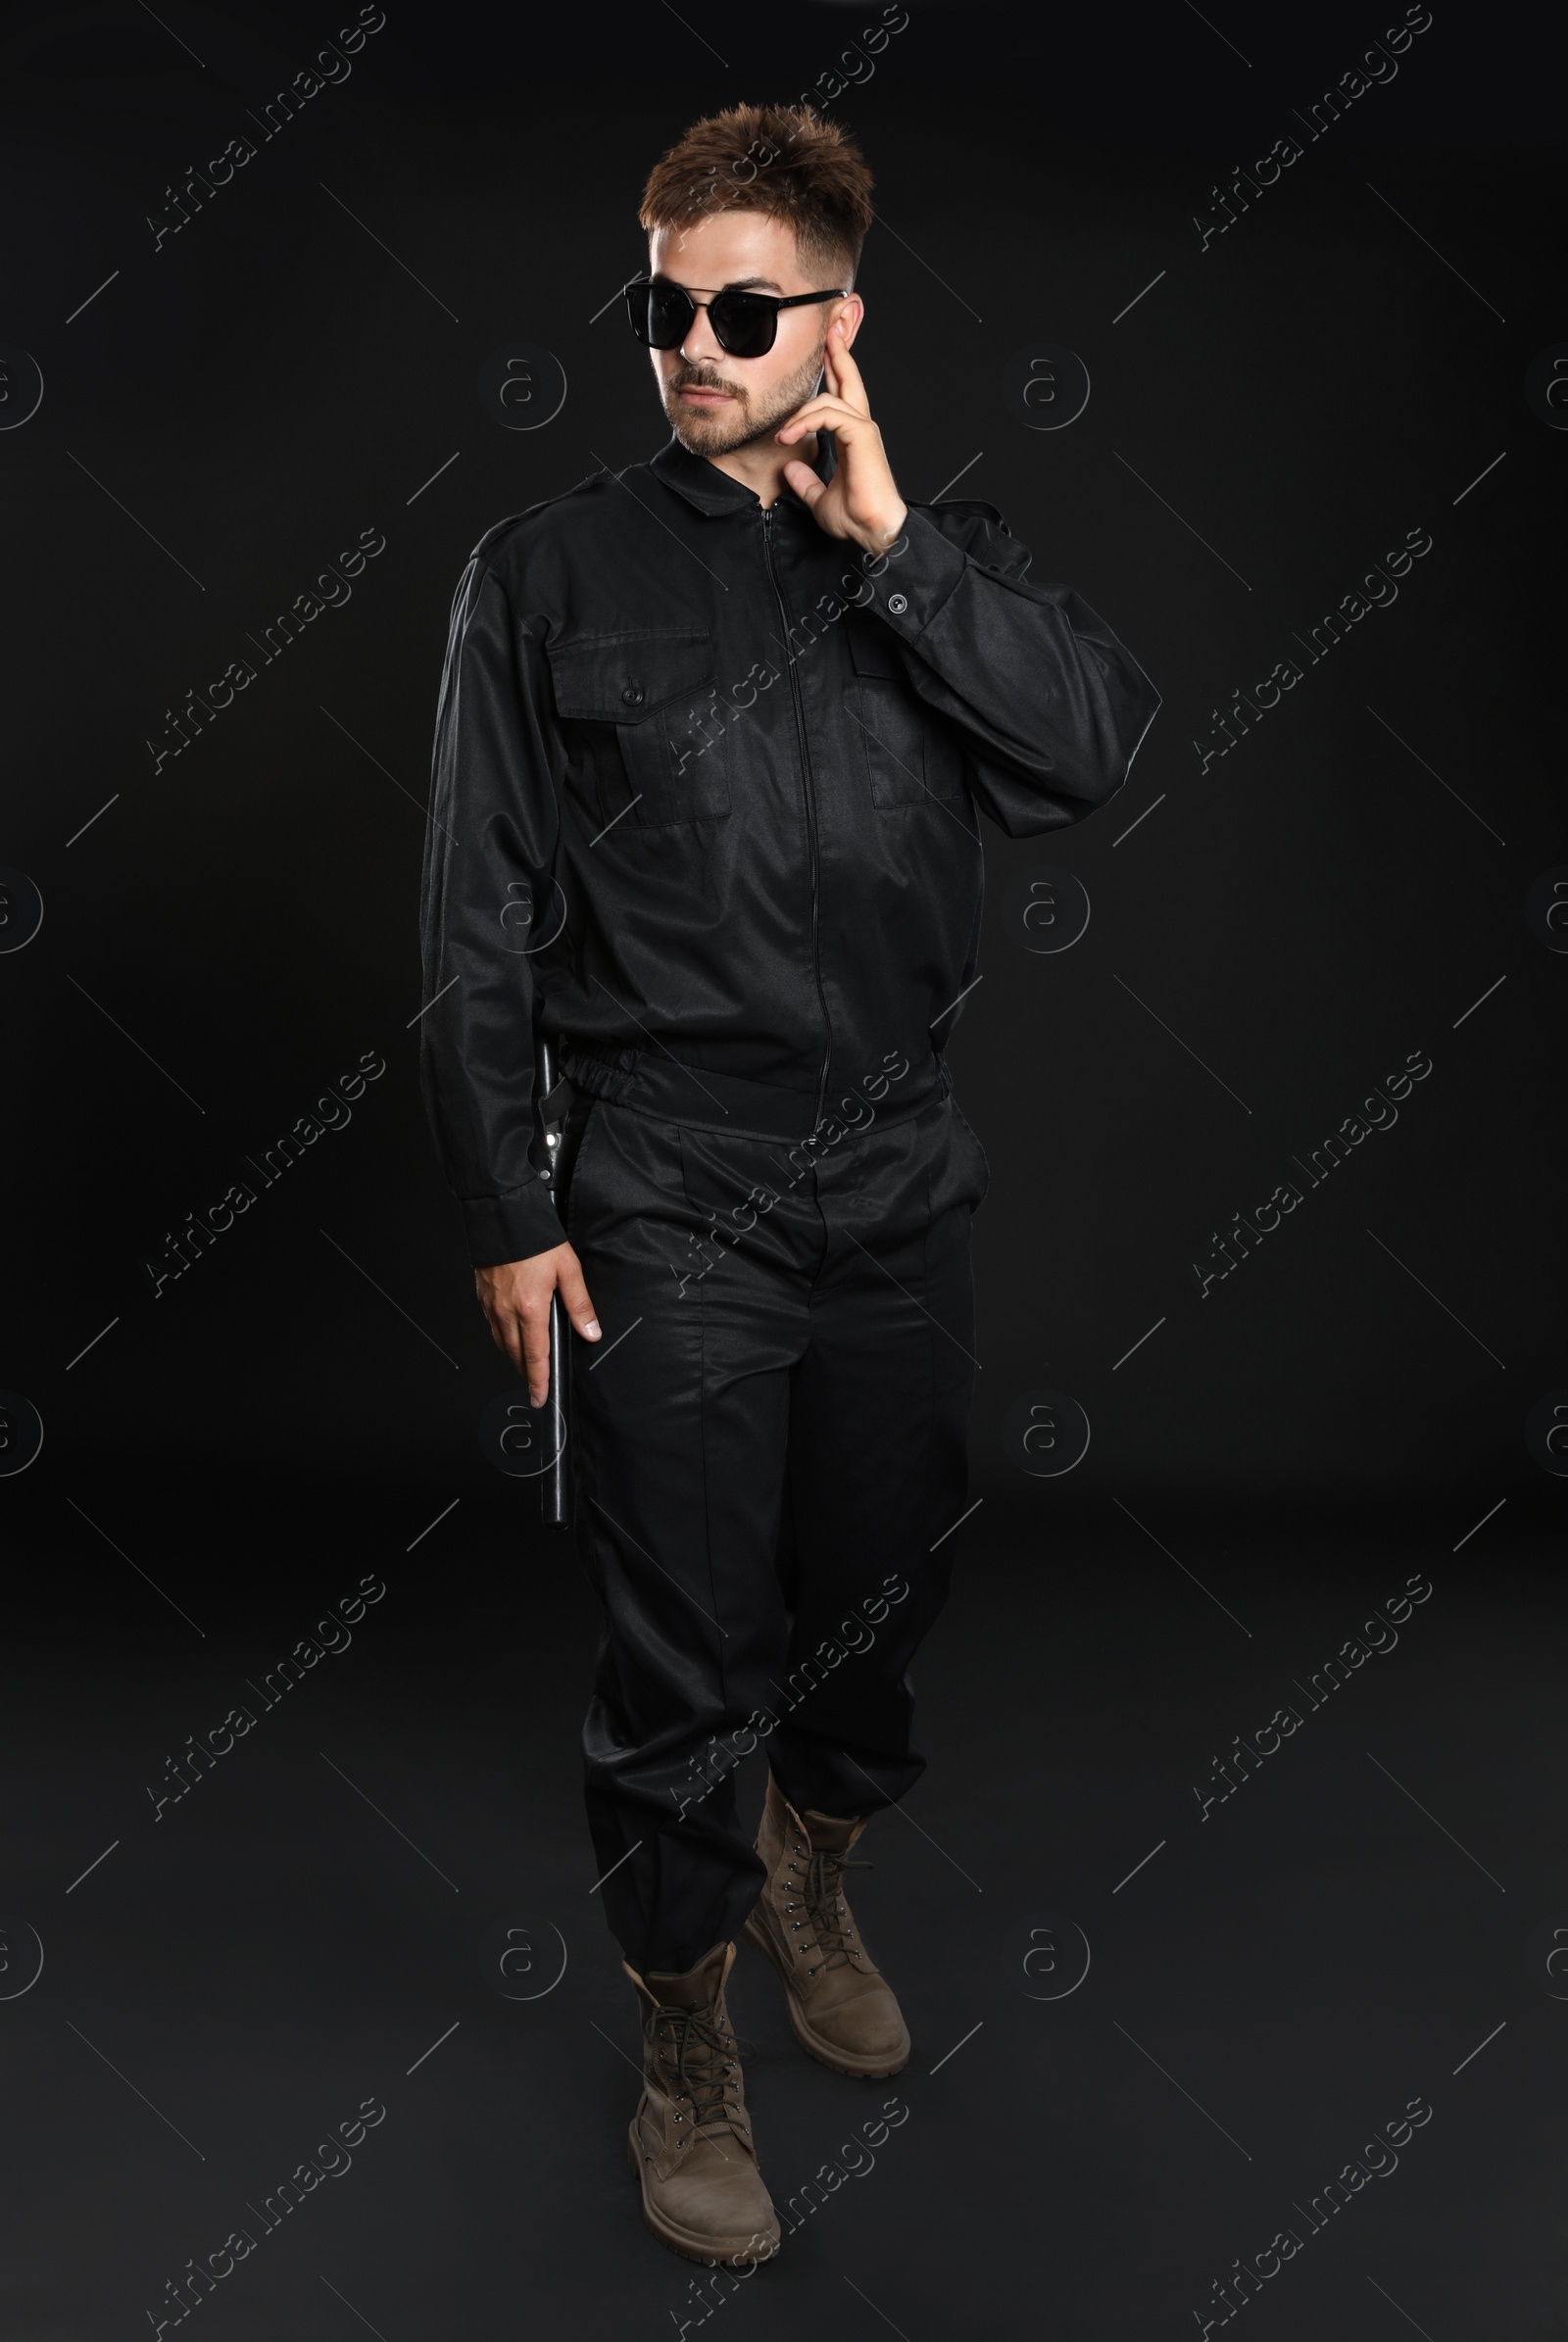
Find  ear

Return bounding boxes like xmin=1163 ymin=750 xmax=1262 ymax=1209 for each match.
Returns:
xmin=830 ymin=293 xmax=865 ymax=349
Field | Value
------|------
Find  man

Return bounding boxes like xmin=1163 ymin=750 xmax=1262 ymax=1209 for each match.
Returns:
xmin=418 ymin=102 xmax=1159 ymax=2266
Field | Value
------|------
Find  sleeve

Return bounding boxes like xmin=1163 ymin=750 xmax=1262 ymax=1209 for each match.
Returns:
xmin=855 ymin=503 xmax=1162 ymax=837
xmin=417 ymin=551 xmax=567 ymax=1268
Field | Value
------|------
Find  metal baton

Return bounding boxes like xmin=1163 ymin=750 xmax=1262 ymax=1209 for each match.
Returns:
xmin=534 ymin=1033 xmax=571 ymax=1529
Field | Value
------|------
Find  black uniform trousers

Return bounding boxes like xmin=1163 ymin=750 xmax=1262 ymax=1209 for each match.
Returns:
xmin=555 ymin=1058 xmax=987 ymax=1977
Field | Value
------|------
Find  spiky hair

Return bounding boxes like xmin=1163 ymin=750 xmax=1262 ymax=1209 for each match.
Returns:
xmin=639 ymin=104 xmax=873 ymax=285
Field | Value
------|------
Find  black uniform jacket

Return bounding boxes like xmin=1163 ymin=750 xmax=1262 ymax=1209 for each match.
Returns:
xmin=417 ymin=434 xmax=1161 ymax=1267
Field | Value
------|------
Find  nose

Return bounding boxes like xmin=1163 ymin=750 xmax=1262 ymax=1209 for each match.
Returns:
xmin=678 ymin=300 xmax=725 ymax=367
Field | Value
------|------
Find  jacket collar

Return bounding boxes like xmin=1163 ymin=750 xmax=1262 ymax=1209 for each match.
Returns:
xmin=649 ymin=429 xmax=836 ymax=516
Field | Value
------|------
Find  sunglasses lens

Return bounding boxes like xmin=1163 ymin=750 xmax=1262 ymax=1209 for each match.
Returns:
xmin=710 ymin=293 xmax=775 ymax=359
xmin=627 ymin=281 xmax=693 ymax=348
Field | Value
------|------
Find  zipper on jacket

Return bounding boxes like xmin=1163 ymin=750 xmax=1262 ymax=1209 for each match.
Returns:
xmin=761 ymin=505 xmax=832 ymax=1130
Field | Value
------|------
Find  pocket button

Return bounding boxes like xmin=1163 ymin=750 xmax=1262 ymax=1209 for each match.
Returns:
xmin=621 ymin=683 xmax=645 ymax=707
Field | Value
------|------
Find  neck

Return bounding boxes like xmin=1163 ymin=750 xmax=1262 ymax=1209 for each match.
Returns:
xmin=702 ymin=427 xmax=818 ymax=510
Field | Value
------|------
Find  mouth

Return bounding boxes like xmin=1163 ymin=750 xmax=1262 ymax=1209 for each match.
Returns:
xmin=673 ymin=383 xmax=736 ymax=409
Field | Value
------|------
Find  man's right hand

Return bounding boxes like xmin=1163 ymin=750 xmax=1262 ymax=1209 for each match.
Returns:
xmin=474 ymin=1244 xmax=601 ymax=1406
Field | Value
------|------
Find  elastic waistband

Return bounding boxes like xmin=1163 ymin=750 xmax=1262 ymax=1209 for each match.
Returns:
xmin=557 ymin=1037 xmax=948 ymax=1143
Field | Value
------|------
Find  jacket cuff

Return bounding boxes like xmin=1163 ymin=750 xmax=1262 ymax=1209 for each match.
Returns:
xmin=462 ymin=1177 xmax=565 ymax=1269
xmin=857 ymin=507 xmax=967 ymax=635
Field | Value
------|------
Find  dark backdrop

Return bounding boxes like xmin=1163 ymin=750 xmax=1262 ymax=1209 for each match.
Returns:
xmin=2 ymin=3 xmax=1564 ymax=2337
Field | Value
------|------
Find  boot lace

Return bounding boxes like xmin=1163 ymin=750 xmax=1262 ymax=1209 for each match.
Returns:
xmin=788 ymin=1841 xmax=873 ymax=1975
xmin=646 ymin=2001 xmax=749 ymax=2147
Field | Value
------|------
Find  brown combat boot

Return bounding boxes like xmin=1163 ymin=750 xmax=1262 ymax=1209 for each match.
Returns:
xmin=623 ymin=1938 xmax=781 ymax=2267
xmin=741 ymin=1771 xmax=910 ymax=2079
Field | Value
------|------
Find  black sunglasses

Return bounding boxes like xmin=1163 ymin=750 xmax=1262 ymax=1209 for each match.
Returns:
xmin=624 ymin=274 xmax=845 ymax=361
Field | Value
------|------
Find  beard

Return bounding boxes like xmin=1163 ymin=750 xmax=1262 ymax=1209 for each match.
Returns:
xmin=662 ymin=340 xmax=826 ymax=456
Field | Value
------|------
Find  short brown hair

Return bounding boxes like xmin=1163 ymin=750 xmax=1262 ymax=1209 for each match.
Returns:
xmin=639 ymin=104 xmax=873 ymax=287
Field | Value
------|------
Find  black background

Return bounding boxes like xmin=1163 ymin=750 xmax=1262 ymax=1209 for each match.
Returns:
xmin=3 ymin=1 xmax=1564 ymax=2335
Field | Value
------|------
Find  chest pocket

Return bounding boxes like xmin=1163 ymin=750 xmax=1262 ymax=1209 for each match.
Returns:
xmin=547 ymin=628 xmax=730 ymax=829
xmin=845 ymin=617 xmax=962 ymax=812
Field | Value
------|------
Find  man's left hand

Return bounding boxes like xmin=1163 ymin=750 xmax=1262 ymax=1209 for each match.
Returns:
xmin=777 ymin=318 xmax=908 ymax=560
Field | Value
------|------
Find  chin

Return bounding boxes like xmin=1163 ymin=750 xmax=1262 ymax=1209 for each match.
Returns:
xmin=667 ymin=403 xmax=762 ymax=458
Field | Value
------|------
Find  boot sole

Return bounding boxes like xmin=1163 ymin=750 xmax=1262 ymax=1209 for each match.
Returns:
xmin=740 ymin=1912 xmax=910 ymax=2079
xmin=625 ymin=2125 xmax=781 ymax=2268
